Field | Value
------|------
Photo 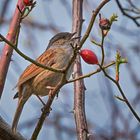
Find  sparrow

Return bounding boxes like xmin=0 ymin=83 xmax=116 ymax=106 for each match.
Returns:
xmin=12 ymin=32 xmax=77 ymax=133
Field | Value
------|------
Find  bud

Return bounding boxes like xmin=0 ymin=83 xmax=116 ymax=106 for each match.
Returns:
xmin=80 ymin=49 xmax=98 ymax=65
xmin=23 ymin=0 xmax=33 ymax=6
xmin=99 ymin=18 xmax=111 ymax=30
xmin=99 ymin=13 xmax=111 ymax=32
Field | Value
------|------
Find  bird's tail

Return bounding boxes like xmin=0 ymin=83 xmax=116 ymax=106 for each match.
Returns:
xmin=12 ymin=96 xmax=28 ymax=133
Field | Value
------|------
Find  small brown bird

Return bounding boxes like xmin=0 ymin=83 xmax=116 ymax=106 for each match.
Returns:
xmin=12 ymin=32 xmax=77 ymax=133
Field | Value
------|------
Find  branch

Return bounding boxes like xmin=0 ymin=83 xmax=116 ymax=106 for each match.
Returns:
xmin=0 ymin=34 xmax=64 ymax=73
xmin=0 ymin=116 xmax=25 ymax=140
xmin=100 ymin=31 xmax=105 ymax=66
xmin=116 ymin=0 xmax=140 ymax=26
xmin=0 ymin=0 xmax=10 ymax=25
xmin=31 ymin=46 xmax=78 ymax=140
xmin=72 ymin=0 xmax=89 ymax=139
xmin=31 ymin=82 xmax=64 ymax=140
xmin=72 ymin=1 xmax=110 ymax=140
xmin=0 ymin=0 xmax=25 ymax=99
xmin=99 ymin=65 xmax=140 ymax=123
xmin=79 ymin=0 xmax=110 ymax=48
xmin=67 ymin=61 xmax=115 ymax=83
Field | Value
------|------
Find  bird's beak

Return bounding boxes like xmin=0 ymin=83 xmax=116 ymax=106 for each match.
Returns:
xmin=72 ymin=36 xmax=81 ymax=40
xmin=71 ymin=32 xmax=81 ymax=40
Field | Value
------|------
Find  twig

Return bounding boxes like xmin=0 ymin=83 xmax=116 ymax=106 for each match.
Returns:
xmin=79 ymin=0 xmax=110 ymax=48
xmin=99 ymin=64 xmax=140 ymax=123
xmin=90 ymin=39 xmax=102 ymax=47
xmin=67 ymin=61 xmax=115 ymax=83
xmin=0 ymin=34 xmax=64 ymax=73
xmin=100 ymin=30 xmax=105 ymax=66
xmin=116 ymin=0 xmax=140 ymax=26
xmin=31 ymin=81 xmax=64 ymax=140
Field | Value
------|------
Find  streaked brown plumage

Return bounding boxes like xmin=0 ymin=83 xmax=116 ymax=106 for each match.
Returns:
xmin=12 ymin=32 xmax=76 ymax=133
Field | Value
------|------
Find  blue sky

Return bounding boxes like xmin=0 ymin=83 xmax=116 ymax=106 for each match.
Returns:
xmin=0 ymin=0 xmax=140 ymax=139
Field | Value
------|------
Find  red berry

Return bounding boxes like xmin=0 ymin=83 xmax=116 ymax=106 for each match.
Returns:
xmin=80 ymin=49 xmax=98 ymax=65
xmin=23 ymin=0 xmax=33 ymax=6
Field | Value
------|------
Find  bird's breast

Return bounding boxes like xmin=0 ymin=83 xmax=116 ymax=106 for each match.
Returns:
xmin=32 ymin=46 xmax=74 ymax=96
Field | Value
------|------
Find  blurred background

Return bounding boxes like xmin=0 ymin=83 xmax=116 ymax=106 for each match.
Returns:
xmin=0 ymin=0 xmax=140 ymax=139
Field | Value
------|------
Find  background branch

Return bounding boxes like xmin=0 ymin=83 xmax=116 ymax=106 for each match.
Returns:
xmin=0 ymin=117 xmax=25 ymax=140
xmin=0 ymin=0 xmax=24 ymax=99
xmin=0 ymin=34 xmax=64 ymax=73
xmin=71 ymin=0 xmax=90 ymax=139
xmin=116 ymin=0 xmax=140 ymax=26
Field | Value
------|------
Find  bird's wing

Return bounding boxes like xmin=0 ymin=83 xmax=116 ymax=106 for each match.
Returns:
xmin=17 ymin=48 xmax=56 ymax=87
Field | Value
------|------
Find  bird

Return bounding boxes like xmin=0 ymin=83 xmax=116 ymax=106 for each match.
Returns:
xmin=12 ymin=32 xmax=77 ymax=133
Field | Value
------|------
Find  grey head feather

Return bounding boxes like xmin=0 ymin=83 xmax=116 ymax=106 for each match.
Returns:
xmin=46 ymin=32 xmax=75 ymax=50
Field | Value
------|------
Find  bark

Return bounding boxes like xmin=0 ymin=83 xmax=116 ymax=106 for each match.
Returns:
xmin=72 ymin=0 xmax=89 ymax=140
xmin=0 ymin=0 xmax=24 ymax=99
xmin=0 ymin=116 xmax=25 ymax=140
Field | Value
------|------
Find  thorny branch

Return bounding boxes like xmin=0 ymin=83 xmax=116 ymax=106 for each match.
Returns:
xmin=72 ymin=0 xmax=88 ymax=139
xmin=31 ymin=45 xmax=79 ymax=140
xmin=99 ymin=65 xmax=140 ymax=123
xmin=67 ymin=61 xmax=115 ymax=83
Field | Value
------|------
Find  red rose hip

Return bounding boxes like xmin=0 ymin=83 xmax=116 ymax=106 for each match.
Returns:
xmin=80 ymin=49 xmax=98 ymax=65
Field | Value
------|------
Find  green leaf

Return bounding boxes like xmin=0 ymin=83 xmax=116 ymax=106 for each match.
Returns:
xmin=110 ymin=14 xmax=118 ymax=25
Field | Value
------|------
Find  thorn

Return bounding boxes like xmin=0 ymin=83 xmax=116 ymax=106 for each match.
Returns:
xmin=5 ymin=51 xmax=9 ymax=56
xmin=69 ymin=109 xmax=75 ymax=114
xmin=84 ymin=85 xmax=87 ymax=90
xmin=11 ymin=59 xmax=14 ymax=62
xmin=81 ymin=19 xmax=85 ymax=23
xmin=17 ymin=5 xmax=22 ymax=14
xmin=114 ymin=95 xmax=126 ymax=102
xmin=55 ymin=92 xmax=59 ymax=99
xmin=99 ymin=13 xmax=101 ymax=20
xmin=72 ymin=72 xmax=75 ymax=79
xmin=87 ymin=132 xmax=95 ymax=139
